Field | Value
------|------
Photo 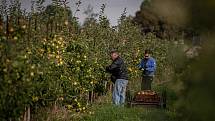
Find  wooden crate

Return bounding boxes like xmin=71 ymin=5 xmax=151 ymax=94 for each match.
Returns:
xmin=128 ymin=90 xmax=166 ymax=108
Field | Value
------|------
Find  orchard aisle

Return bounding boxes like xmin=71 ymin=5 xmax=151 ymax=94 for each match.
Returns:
xmin=77 ymin=92 xmax=177 ymax=121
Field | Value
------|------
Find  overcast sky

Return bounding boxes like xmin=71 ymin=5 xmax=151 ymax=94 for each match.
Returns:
xmin=19 ymin=0 xmax=143 ymax=26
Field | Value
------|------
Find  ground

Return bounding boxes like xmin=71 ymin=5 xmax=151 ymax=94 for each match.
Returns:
xmin=77 ymin=92 xmax=177 ymax=121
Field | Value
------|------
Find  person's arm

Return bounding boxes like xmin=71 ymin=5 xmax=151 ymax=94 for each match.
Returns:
xmin=145 ymin=59 xmax=156 ymax=72
xmin=138 ymin=59 xmax=144 ymax=70
xmin=106 ymin=60 xmax=120 ymax=73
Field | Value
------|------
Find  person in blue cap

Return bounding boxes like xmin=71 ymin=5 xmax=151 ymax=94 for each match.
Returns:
xmin=138 ymin=49 xmax=156 ymax=90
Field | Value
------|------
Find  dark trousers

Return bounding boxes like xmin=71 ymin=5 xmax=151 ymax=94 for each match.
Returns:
xmin=141 ymin=76 xmax=153 ymax=90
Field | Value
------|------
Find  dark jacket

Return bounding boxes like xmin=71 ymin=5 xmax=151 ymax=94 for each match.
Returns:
xmin=106 ymin=57 xmax=128 ymax=83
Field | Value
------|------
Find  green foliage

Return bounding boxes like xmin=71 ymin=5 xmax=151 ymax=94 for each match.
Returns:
xmin=175 ymin=40 xmax=215 ymax=121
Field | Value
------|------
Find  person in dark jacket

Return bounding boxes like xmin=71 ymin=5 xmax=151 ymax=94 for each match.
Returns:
xmin=106 ymin=50 xmax=128 ymax=105
xmin=138 ymin=49 xmax=156 ymax=90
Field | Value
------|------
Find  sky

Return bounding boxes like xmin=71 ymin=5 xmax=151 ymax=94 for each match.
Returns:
xmin=19 ymin=0 xmax=143 ymax=26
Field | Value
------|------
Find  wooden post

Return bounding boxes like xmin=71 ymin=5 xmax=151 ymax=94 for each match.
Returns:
xmin=34 ymin=16 xmax=37 ymax=31
xmin=53 ymin=100 xmax=57 ymax=114
xmin=50 ymin=20 xmax=53 ymax=35
xmin=46 ymin=16 xmax=49 ymax=38
xmin=6 ymin=16 xmax=9 ymax=39
xmin=17 ymin=16 xmax=20 ymax=26
xmin=89 ymin=91 xmax=94 ymax=103
xmin=89 ymin=91 xmax=92 ymax=103
xmin=23 ymin=107 xmax=27 ymax=121
xmin=27 ymin=107 xmax=30 ymax=121
xmin=28 ymin=17 xmax=31 ymax=42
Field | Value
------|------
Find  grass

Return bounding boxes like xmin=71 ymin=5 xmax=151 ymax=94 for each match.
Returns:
xmin=80 ymin=103 xmax=177 ymax=121
xmin=32 ymin=85 xmax=178 ymax=121
xmin=77 ymin=84 xmax=179 ymax=121
xmin=32 ymin=97 xmax=178 ymax=121
xmin=78 ymin=91 xmax=178 ymax=121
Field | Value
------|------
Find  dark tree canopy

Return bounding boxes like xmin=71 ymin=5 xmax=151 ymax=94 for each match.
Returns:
xmin=134 ymin=0 xmax=215 ymax=40
xmin=134 ymin=0 xmax=181 ymax=39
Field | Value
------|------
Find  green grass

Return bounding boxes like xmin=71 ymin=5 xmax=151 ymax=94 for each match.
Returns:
xmin=77 ymin=84 xmax=178 ymax=121
xmin=80 ymin=103 xmax=177 ymax=121
xmin=32 ymin=86 xmax=178 ymax=121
